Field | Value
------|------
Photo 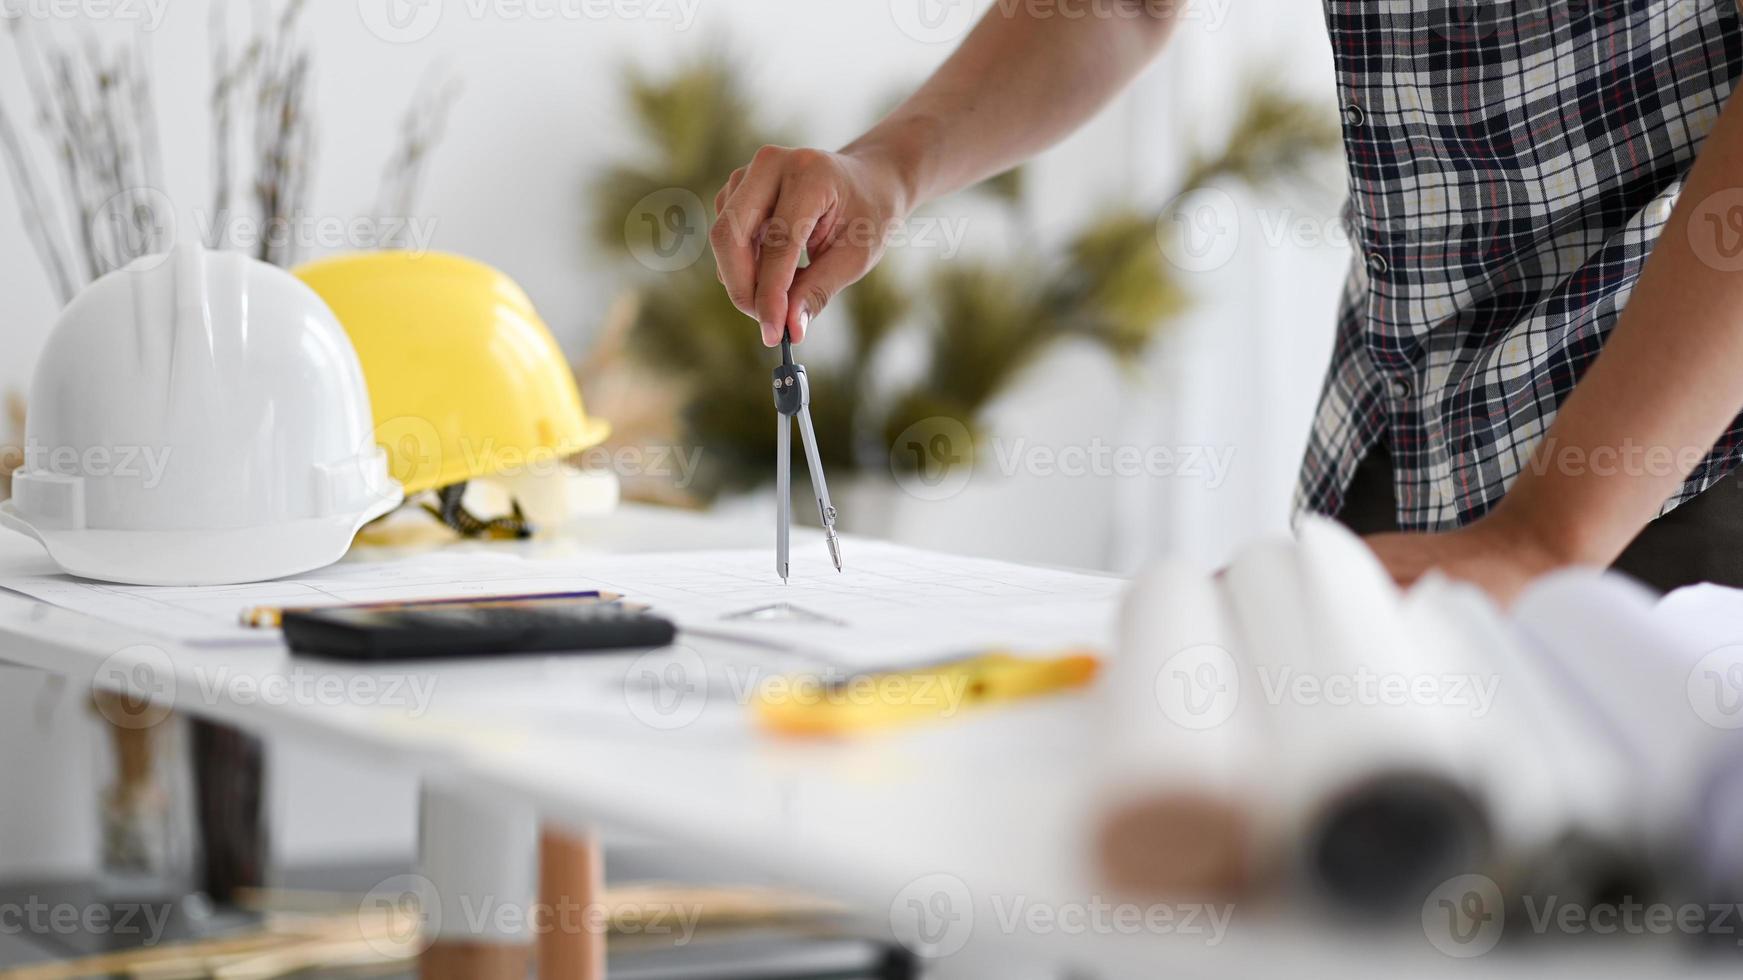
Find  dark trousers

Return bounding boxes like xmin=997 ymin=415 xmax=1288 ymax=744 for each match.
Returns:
xmin=1334 ymin=447 xmax=1743 ymax=593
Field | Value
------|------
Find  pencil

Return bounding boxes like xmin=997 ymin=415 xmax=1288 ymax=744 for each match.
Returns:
xmin=239 ymin=590 xmax=611 ymax=628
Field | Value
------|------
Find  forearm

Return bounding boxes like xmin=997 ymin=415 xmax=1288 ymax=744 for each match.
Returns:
xmin=1490 ymin=86 xmax=1743 ymax=565
xmin=843 ymin=3 xmax=1179 ymax=212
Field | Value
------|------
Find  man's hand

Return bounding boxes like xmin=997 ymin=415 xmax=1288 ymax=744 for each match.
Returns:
xmin=1363 ymin=518 xmax=1568 ymax=606
xmin=708 ymin=2 xmax=1179 ymax=347
xmin=711 ymin=145 xmax=913 ymax=347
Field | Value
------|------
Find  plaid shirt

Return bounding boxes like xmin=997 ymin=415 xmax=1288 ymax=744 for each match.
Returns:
xmin=1297 ymin=0 xmax=1743 ymax=530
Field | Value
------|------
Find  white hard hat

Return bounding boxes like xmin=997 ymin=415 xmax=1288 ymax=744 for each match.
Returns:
xmin=0 ymin=243 xmax=403 ymax=586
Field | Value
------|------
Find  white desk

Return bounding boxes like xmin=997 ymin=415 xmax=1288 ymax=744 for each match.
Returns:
xmin=0 ymin=506 xmax=1722 ymax=978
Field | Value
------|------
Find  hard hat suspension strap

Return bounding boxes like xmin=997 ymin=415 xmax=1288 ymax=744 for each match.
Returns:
xmin=421 ymin=482 xmax=534 ymax=540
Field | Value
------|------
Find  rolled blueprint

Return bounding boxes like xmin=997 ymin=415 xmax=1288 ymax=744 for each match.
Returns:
xmin=1514 ymin=573 xmax=1742 ymax=890
xmin=1224 ymin=520 xmax=1491 ymax=916
xmin=1656 ymin=584 xmax=1743 ymax=906
xmin=1408 ymin=577 xmax=1657 ymax=916
xmin=1700 ymin=753 xmax=1743 ymax=907
xmin=1094 ymin=556 xmax=1277 ymax=901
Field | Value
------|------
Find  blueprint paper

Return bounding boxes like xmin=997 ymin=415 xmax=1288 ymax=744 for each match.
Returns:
xmin=0 ymin=541 xmax=1123 ymax=668
xmin=1657 ymin=582 xmax=1743 ymax=649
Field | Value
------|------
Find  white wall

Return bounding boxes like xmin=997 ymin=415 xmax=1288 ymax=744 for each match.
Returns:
xmin=0 ymin=1 xmax=962 ymax=376
xmin=0 ymin=0 xmax=1347 ymax=875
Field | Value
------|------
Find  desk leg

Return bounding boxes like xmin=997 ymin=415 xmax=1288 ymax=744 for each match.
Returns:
xmin=537 ymin=828 xmax=605 ymax=980
xmin=416 ymin=785 xmax=536 ymax=980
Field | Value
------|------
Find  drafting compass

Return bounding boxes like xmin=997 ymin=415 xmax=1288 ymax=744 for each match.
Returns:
xmin=773 ymin=328 xmax=842 ymax=582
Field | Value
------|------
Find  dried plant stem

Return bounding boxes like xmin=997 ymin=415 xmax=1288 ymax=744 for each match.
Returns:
xmin=131 ymin=38 xmax=164 ymax=206
xmin=7 ymin=20 xmax=168 ymax=283
xmin=11 ymin=0 xmax=456 ymax=292
xmin=205 ymin=0 xmax=315 ymax=266
xmin=0 ymin=97 xmax=75 ymax=304
xmin=208 ymin=1 xmax=233 ymax=249
xmin=374 ymin=62 xmax=461 ymax=240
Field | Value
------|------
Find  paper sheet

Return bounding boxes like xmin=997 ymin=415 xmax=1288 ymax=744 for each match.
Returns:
xmin=0 ymin=541 xmax=1123 ymax=668
xmin=1656 ymin=582 xmax=1743 ymax=648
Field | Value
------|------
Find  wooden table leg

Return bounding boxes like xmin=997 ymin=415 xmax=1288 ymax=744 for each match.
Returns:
xmin=537 ymin=829 xmax=605 ymax=980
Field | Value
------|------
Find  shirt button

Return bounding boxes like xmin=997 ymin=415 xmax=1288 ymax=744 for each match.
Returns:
xmin=1391 ymin=376 xmax=1413 ymax=399
xmin=1367 ymin=252 xmax=1389 ymax=276
xmin=1343 ymin=104 xmax=1366 ymax=128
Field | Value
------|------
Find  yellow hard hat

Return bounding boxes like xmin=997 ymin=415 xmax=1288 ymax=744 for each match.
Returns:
xmin=294 ymin=251 xmax=610 ymax=501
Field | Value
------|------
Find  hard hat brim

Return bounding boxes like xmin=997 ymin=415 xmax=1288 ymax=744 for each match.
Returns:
xmin=0 ymin=489 xmax=403 ymax=587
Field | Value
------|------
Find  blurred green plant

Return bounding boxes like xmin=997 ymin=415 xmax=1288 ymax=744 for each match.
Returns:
xmin=592 ymin=51 xmax=1340 ymax=502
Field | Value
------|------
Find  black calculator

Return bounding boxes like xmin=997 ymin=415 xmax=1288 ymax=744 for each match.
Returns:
xmin=281 ymin=597 xmax=677 ymax=661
